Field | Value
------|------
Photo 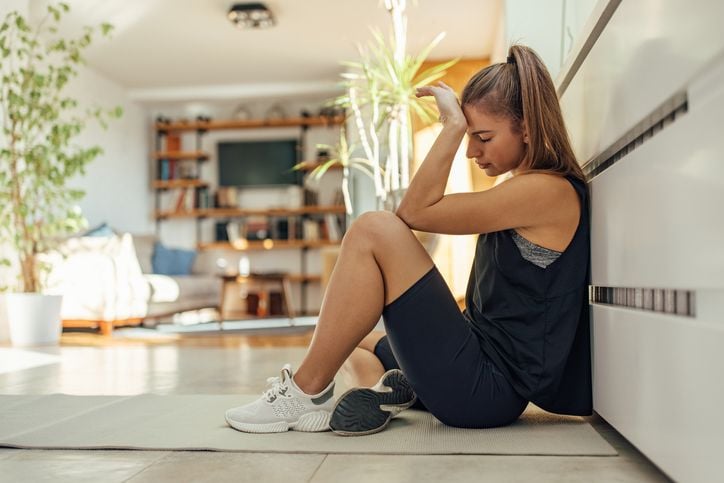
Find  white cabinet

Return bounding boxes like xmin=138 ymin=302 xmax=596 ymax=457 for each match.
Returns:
xmin=558 ymin=1 xmax=724 ymax=481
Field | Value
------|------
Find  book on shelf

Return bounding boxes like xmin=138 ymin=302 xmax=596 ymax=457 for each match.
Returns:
xmin=318 ymin=218 xmax=329 ymax=241
xmin=303 ymin=188 xmax=318 ymax=206
xmin=269 ymin=218 xmax=289 ymax=239
xmin=158 ymin=158 xmax=178 ymax=180
xmin=177 ymin=160 xmax=198 ymax=179
xmin=302 ymin=219 xmax=320 ymax=241
xmin=158 ymin=159 xmax=199 ymax=182
xmin=246 ymin=215 xmax=269 ymax=240
xmin=325 ymin=213 xmax=342 ymax=241
xmin=196 ymin=187 xmax=212 ymax=209
xmin=174 ymin=188 xmax=188 ymax=212
xmin=226 ymin=221 xmax=242 ymax=242
xmin=217 ymin=187 xmax=239 ymax=208
xmin=165 ymin=133 xmax=181 ymax=152
xmin=158 ymin=159 xmax=169 ymax=180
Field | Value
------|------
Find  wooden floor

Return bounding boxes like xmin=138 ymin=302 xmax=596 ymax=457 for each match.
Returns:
xmin=59 ymin=329 xmax=315 ymax=348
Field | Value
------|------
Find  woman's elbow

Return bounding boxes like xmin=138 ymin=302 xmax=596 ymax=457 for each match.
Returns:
xmin=397 ymin=210 xmax=430 ymax=232
xmin=394 ymin=207 xmax=416 ymax=227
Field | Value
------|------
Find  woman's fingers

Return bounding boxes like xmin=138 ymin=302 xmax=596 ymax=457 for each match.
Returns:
xmin=415 ymin=84 xmax=465 ymax=123
xmin=416 ymin=81 xmax=456 ymax=97
xmin=415 ymin=86 xmax=435 ymax=97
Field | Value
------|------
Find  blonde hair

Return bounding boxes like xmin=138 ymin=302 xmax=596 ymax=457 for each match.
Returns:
xmin=461 ymin=44 xmax=585 ymax=181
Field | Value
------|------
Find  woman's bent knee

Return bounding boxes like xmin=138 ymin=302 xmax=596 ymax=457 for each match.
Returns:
xmin=348 ymin=211 xmax=409 ymax=242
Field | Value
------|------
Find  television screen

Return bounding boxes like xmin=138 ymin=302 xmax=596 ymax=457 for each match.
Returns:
xmin=218 ymin=139 xmax=300 ymax=187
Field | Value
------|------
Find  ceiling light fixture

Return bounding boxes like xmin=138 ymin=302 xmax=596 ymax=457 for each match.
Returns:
xmin=227 ymin=2 xmax=275 ymax=29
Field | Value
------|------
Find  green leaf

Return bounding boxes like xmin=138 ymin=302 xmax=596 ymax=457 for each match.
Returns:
xmin=48 ymin=5 xmax=61 ymax=22
xmin=408 ymin=32 xmax=446 ymax=76
xmin=313 ymin=159 xmax=341 ymax=179
xmin=412 ymin=58 xmax=459 ymax=88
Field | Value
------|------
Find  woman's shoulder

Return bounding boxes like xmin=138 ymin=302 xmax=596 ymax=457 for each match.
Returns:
xmin=503 ymin=171 xmax=580 ymax=203
xmin=502 ymin=172 xmax=582 ymax=247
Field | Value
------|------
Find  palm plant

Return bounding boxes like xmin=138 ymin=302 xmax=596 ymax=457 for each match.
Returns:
xmin=295 ymin=0 xmax=456 ymax=213
xmin=333 ymin=0 xmax=457 ymax=210
xmin=294 ymin=126 xmax=378 ymax=215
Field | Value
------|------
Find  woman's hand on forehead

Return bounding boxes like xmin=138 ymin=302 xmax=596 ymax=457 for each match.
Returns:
xmin=415 ymin=81 xmax=466 ymax=127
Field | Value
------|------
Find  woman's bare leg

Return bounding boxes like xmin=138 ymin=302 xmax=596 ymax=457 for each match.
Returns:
xmin=339 ymin=331 xmax=387 ymax=388
xmin=293 ymin=212 xmax=434 ymax=394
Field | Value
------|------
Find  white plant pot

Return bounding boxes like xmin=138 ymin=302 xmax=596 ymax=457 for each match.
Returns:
xmin=6 ymin=293 xmax=63 ymax=347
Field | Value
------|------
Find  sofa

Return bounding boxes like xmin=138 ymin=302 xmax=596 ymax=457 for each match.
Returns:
xmin=44 ymin=233 xmax=221 ymax=335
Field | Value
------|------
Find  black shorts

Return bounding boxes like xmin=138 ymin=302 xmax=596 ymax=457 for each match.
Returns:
xmin=375 ymin=266 xmax=528 ymax=428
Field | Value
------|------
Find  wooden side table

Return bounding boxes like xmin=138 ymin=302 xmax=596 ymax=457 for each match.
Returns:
xmin=219 ymin=272 xmax=295 ymax=322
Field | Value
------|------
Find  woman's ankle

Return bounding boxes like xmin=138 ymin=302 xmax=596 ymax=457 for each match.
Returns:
xmin=293 ymin=371 xmax=332 ymax=396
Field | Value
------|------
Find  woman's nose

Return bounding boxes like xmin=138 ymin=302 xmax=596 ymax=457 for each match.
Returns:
xmin=466 ymin=141 xmax=481 ymax=159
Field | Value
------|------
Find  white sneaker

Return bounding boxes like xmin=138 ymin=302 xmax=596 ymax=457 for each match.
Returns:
xmin=225 ymin=364 xmax=335 ymax=433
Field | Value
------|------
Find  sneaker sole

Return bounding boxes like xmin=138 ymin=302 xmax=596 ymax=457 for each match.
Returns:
xmin=330 ymin=369 xmax=416 ymax=436
xmin=225 ymin=410 xmax=331 ymax=433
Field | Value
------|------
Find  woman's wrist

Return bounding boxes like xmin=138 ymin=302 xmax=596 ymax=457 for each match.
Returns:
xmin=441 ymin=117 xmax=467 ymax=135
xmin=440 ymin=114 xmax=467 ymax=132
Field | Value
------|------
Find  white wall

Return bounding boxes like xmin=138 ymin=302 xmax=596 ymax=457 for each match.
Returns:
xmin=501 ymin=0 xmax=598 ymax=78
xmin=65 ymin=68 xmax=150 ymax=235
xmin=1 ymin=0 xmax=27 ymax=16
xmin=503 ymin=0 xmax=564 ymax=77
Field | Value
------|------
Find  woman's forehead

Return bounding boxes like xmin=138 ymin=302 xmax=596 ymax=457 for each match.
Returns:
xmin=463 ymin=105 xmax=509 ymax=132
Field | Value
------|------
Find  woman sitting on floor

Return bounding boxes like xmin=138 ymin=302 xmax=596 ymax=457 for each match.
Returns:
xmin=225 ymin=43 xmax=592 ymax=436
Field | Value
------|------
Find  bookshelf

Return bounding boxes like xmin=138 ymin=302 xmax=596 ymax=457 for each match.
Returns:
xmin=152 ymin=114 xmax=346 ymax=315
xmin=153 ymin=150 xmax=209 ymax=161
xmin=152 ymin=179 xmax=209 ymax=190
xmin=155 ymin=115 xmax=344 ymax=132
xmin=154 ymin=205 xmax=346 ymax=220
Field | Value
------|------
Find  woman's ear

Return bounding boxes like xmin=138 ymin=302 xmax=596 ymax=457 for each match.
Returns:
xmin=519 ymin=123 xmax=529 ymax=144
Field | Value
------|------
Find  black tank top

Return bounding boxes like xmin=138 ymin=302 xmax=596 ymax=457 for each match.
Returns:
xmin=462 ymin=174 xmax=592 ymax=416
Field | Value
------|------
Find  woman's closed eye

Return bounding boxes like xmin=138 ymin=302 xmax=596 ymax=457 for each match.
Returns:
xmin=477 ymin=136 xmax=492 ymax=143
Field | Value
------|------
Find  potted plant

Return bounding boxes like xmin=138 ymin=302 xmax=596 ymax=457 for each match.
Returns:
xmin=294 ymin=125 xmax=378 ymax=216
xmin=303 ymin=0 xmax=457 ymax=213
xmin=0 ymin=3 xmax=121 ymax=346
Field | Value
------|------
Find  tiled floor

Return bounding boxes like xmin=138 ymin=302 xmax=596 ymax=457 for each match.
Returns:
xmin=0 ymin=327 xmax=672 ymax=483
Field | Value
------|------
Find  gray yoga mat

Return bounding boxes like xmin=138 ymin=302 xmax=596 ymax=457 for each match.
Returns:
xmin=0 ymin=394 xmax=616 ymax=455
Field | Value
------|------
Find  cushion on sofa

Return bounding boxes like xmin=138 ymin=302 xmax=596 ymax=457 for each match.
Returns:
xmin=83 ymin=222 xmax=116 ymax=237
xmin=152 ymin=243 xmax=197 ymax=276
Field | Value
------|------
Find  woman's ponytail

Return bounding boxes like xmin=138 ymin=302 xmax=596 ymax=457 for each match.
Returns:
xmin=462 ymin=44 xmax=585 ymax=181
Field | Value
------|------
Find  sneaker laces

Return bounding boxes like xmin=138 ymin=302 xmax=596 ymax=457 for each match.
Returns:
xmin=263 ymin=364 xmax=294 ymax=403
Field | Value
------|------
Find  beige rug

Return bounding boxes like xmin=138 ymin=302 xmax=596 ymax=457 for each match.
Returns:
xmin=0 ymin=395 xmax=616 ymax=456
